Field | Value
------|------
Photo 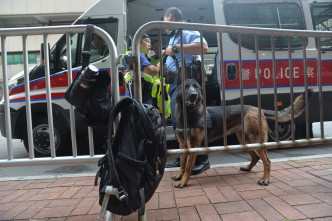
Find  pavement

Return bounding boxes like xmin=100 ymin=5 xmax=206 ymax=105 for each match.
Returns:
xmin=0 ymin=157 xmax=332 ymax=221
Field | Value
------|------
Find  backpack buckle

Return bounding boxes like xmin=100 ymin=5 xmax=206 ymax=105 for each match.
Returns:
xmin=117 ymin=187 xmax=128 ymax=201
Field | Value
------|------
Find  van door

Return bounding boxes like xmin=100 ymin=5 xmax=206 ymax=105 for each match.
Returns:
xmin=310 ymin=1 xmax=332 ymax=122
xmin=214 ymin=0 xmax=314 ymax=101
xmin=213 ymin=0 xmax=322 ymax=140
xmin=310 ymin=2 xmax=332 ymax=86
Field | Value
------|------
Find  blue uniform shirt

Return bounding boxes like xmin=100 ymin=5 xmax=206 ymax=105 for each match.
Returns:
xmin=166 ymin=30 xmax=207 ymax=73
xmin=128 ymin=50 xmax=151 ymax=71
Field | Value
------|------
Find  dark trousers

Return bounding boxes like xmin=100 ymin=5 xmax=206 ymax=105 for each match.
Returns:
xmin=126 ymin=77 xmax=153 ymax=105
xmin=168 ymin=81 xmax=208 ymax=164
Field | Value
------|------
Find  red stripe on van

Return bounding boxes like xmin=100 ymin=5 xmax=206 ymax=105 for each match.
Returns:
xmin=10 ymin=92 xmax=66 ymax=102
xmin=221 ymin=59 xmax=332 ymax=88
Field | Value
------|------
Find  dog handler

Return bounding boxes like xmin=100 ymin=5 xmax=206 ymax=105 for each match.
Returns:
xmin=163 ymin=7 xmax=210 ymax=175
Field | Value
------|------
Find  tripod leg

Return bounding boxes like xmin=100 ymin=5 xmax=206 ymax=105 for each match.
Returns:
xmin=98 ymin=193 xmax=110 ymax=221
xmin=98 ymin=186 xmax=118 ymax=221
xmin=138 ymin=208 xmax=147 ymax=221
xmin=106 ymin=211 xmax=116 ymax=221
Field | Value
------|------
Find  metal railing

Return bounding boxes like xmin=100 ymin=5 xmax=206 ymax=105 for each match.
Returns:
xmin=0 ymin=25 xmax=119 ymax=167
xmin=1 ymin=22 xmax=332 ymax=166
xmin=132 ymin=21 xmax=332 ymax=157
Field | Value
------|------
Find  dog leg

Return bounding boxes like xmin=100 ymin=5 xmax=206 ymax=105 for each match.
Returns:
xmin=240 ymin=151 xmax=260 ymax=172
xmin=255 ymin=116 xmax=270 ymax=185
xmin=172 ymin=154 xmax=187 ymax=181
xmin=174 ymin=154 xmax=197 ymax=188
xmin=235 ymin=131 xmax=260 ymax=172
xmin=256 ymin=148 xmax=271 ymax=186
xmin=172 ymin=129 xmax=186 ymax=181
xmin=174 ymin=128 xmax=203 ymax=188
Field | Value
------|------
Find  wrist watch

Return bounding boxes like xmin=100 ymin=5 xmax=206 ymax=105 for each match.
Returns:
xmin=172 ymin=45 xmax=178 ymax=53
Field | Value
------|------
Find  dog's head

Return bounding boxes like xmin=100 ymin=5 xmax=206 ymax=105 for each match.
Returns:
xmin=176 ymin=78 xmax=203 ymax=109
xmin=176 ymin=61 xmax=203 ymax=86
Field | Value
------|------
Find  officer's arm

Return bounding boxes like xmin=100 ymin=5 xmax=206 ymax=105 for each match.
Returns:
xmin=143 ymin=64 xmax=160 ymax=76
xmin=165 ymin=42 xmax=208 ymax=56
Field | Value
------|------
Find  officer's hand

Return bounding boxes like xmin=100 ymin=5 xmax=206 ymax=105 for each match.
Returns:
xmin=164 ymin=47 xmax=175 ymax=57
xmin=156 ymin=62 xmax=160 ymax=73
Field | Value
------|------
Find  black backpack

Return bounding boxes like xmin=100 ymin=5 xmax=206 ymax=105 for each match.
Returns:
xmin=95 ymin=97 xmax=167 ymax=216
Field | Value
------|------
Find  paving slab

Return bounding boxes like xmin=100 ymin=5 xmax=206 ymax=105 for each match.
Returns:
xmin=0 ymin=157 xmax=331 ymax=220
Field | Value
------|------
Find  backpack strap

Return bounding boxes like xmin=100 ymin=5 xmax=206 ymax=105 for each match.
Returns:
xmin=107 ymin=97 xmax=133 ymax=139
xmin=133 ymin=101 xmax=163 ymax=176
xmin=81 ymin=24 xmax=94 ymax=70
xmin=64 ymin=24 xmax=94 ymax=104
xmin=132 ymin=100 xmax=154 ymax=136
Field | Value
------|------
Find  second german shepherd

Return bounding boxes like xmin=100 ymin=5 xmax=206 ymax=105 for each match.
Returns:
xmin=172 ymin=78 xmax=312 ymax=188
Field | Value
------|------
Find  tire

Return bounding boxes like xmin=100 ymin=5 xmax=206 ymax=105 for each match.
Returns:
xmin=268 ymin=122 xmax=314 ymax=142
xmin=23 ymin=115 xmax=71 ymax=157
xmin=268 ymin=123 xmax=293 ymax=141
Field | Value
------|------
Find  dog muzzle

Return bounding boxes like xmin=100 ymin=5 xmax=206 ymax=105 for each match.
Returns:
xmin=186 ymin=93 xmax=198 ymax=107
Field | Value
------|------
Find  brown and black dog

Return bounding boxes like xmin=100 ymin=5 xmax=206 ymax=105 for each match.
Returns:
xmin=172 ymin=78 xmax=312 ymax=188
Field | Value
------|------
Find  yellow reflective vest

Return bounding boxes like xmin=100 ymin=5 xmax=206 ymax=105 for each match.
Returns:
xmin=151 ymin=75 xmax=171 ymax=118
xmin=124 ymin=51 xmax=171 ymax=118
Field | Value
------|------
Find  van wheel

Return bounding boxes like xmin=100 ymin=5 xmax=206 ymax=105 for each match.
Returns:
xmin=268 ymin=123 xmax=293 ymax=141
xmin=23 ymin=115 xmax=70 ymax=157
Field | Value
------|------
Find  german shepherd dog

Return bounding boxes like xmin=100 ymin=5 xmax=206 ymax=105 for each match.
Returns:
xmin=172 ymin=77 xmax=312 ymax=188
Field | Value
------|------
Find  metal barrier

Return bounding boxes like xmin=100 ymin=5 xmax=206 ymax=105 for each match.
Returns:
xmin=0 ymin=25 xmax=119 ymax=167
xmin=1 ymin=22 xmax=332 ymax=161
xmin=132 ymin=21 xmax=332 ymax=157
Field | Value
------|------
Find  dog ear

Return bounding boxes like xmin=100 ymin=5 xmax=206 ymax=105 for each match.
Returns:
xmin=189 ymin=61 xmax=203 ymax=85
xmin=175 ymin=58 xmax=204 ymax=85
xmin=194 ymin=68 xmax=202 ymax=86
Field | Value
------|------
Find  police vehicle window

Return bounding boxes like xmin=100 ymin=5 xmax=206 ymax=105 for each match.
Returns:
xmin=224 ymin=2 xmax=306 ymax=50
xmin=58 ymin=33 xmax=79 ymax=70
xmin=311 ymin=4 xmax=332 ymax=51
xmin=81 ymin=22 xmax=118 ymax=63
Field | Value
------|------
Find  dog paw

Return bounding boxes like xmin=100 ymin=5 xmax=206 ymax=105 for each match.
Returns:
xmin=258 ymin=178 xmax=269 ymax=186
xmin=240 ymin=166 xmax=251 ymax=172
xmin=174 ymin=181 xmax=186 ymax=189
xmin=171 ymin=174 xmax=182 ymax=181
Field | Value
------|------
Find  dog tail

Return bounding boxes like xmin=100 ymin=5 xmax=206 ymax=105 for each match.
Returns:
xmin=263 ymin=89 xmax=313 ymax=122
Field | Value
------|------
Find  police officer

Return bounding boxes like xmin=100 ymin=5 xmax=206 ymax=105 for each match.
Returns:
xmin=92 ymin=35 xmax=109 ymax=58
xmin=163 ymin=7 xmax=210 ymax=175
xmin=147 ymin=40 xmax=171 ymax=118
xmin=126 ymin=34 xmax=160 ymax=105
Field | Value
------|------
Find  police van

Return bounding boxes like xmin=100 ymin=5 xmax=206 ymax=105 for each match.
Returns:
xmin=1 ymin=0 xmax=331 ymax=156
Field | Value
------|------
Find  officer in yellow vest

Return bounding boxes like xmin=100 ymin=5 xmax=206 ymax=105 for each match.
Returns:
xmin=125 ymin=34 xmax=160 ymax=105
xmin=148 ymin=40 xmax=171 ymax=118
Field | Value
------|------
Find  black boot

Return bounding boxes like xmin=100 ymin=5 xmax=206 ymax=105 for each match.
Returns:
xmin=191 ymin=159 xmax=210 ymax=175
xmin=166 ymin=157 xmax=180 ymax=168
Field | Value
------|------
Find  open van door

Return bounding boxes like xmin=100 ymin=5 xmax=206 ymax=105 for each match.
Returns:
xmin=310 ymin=1 xmax=332 ymax=122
